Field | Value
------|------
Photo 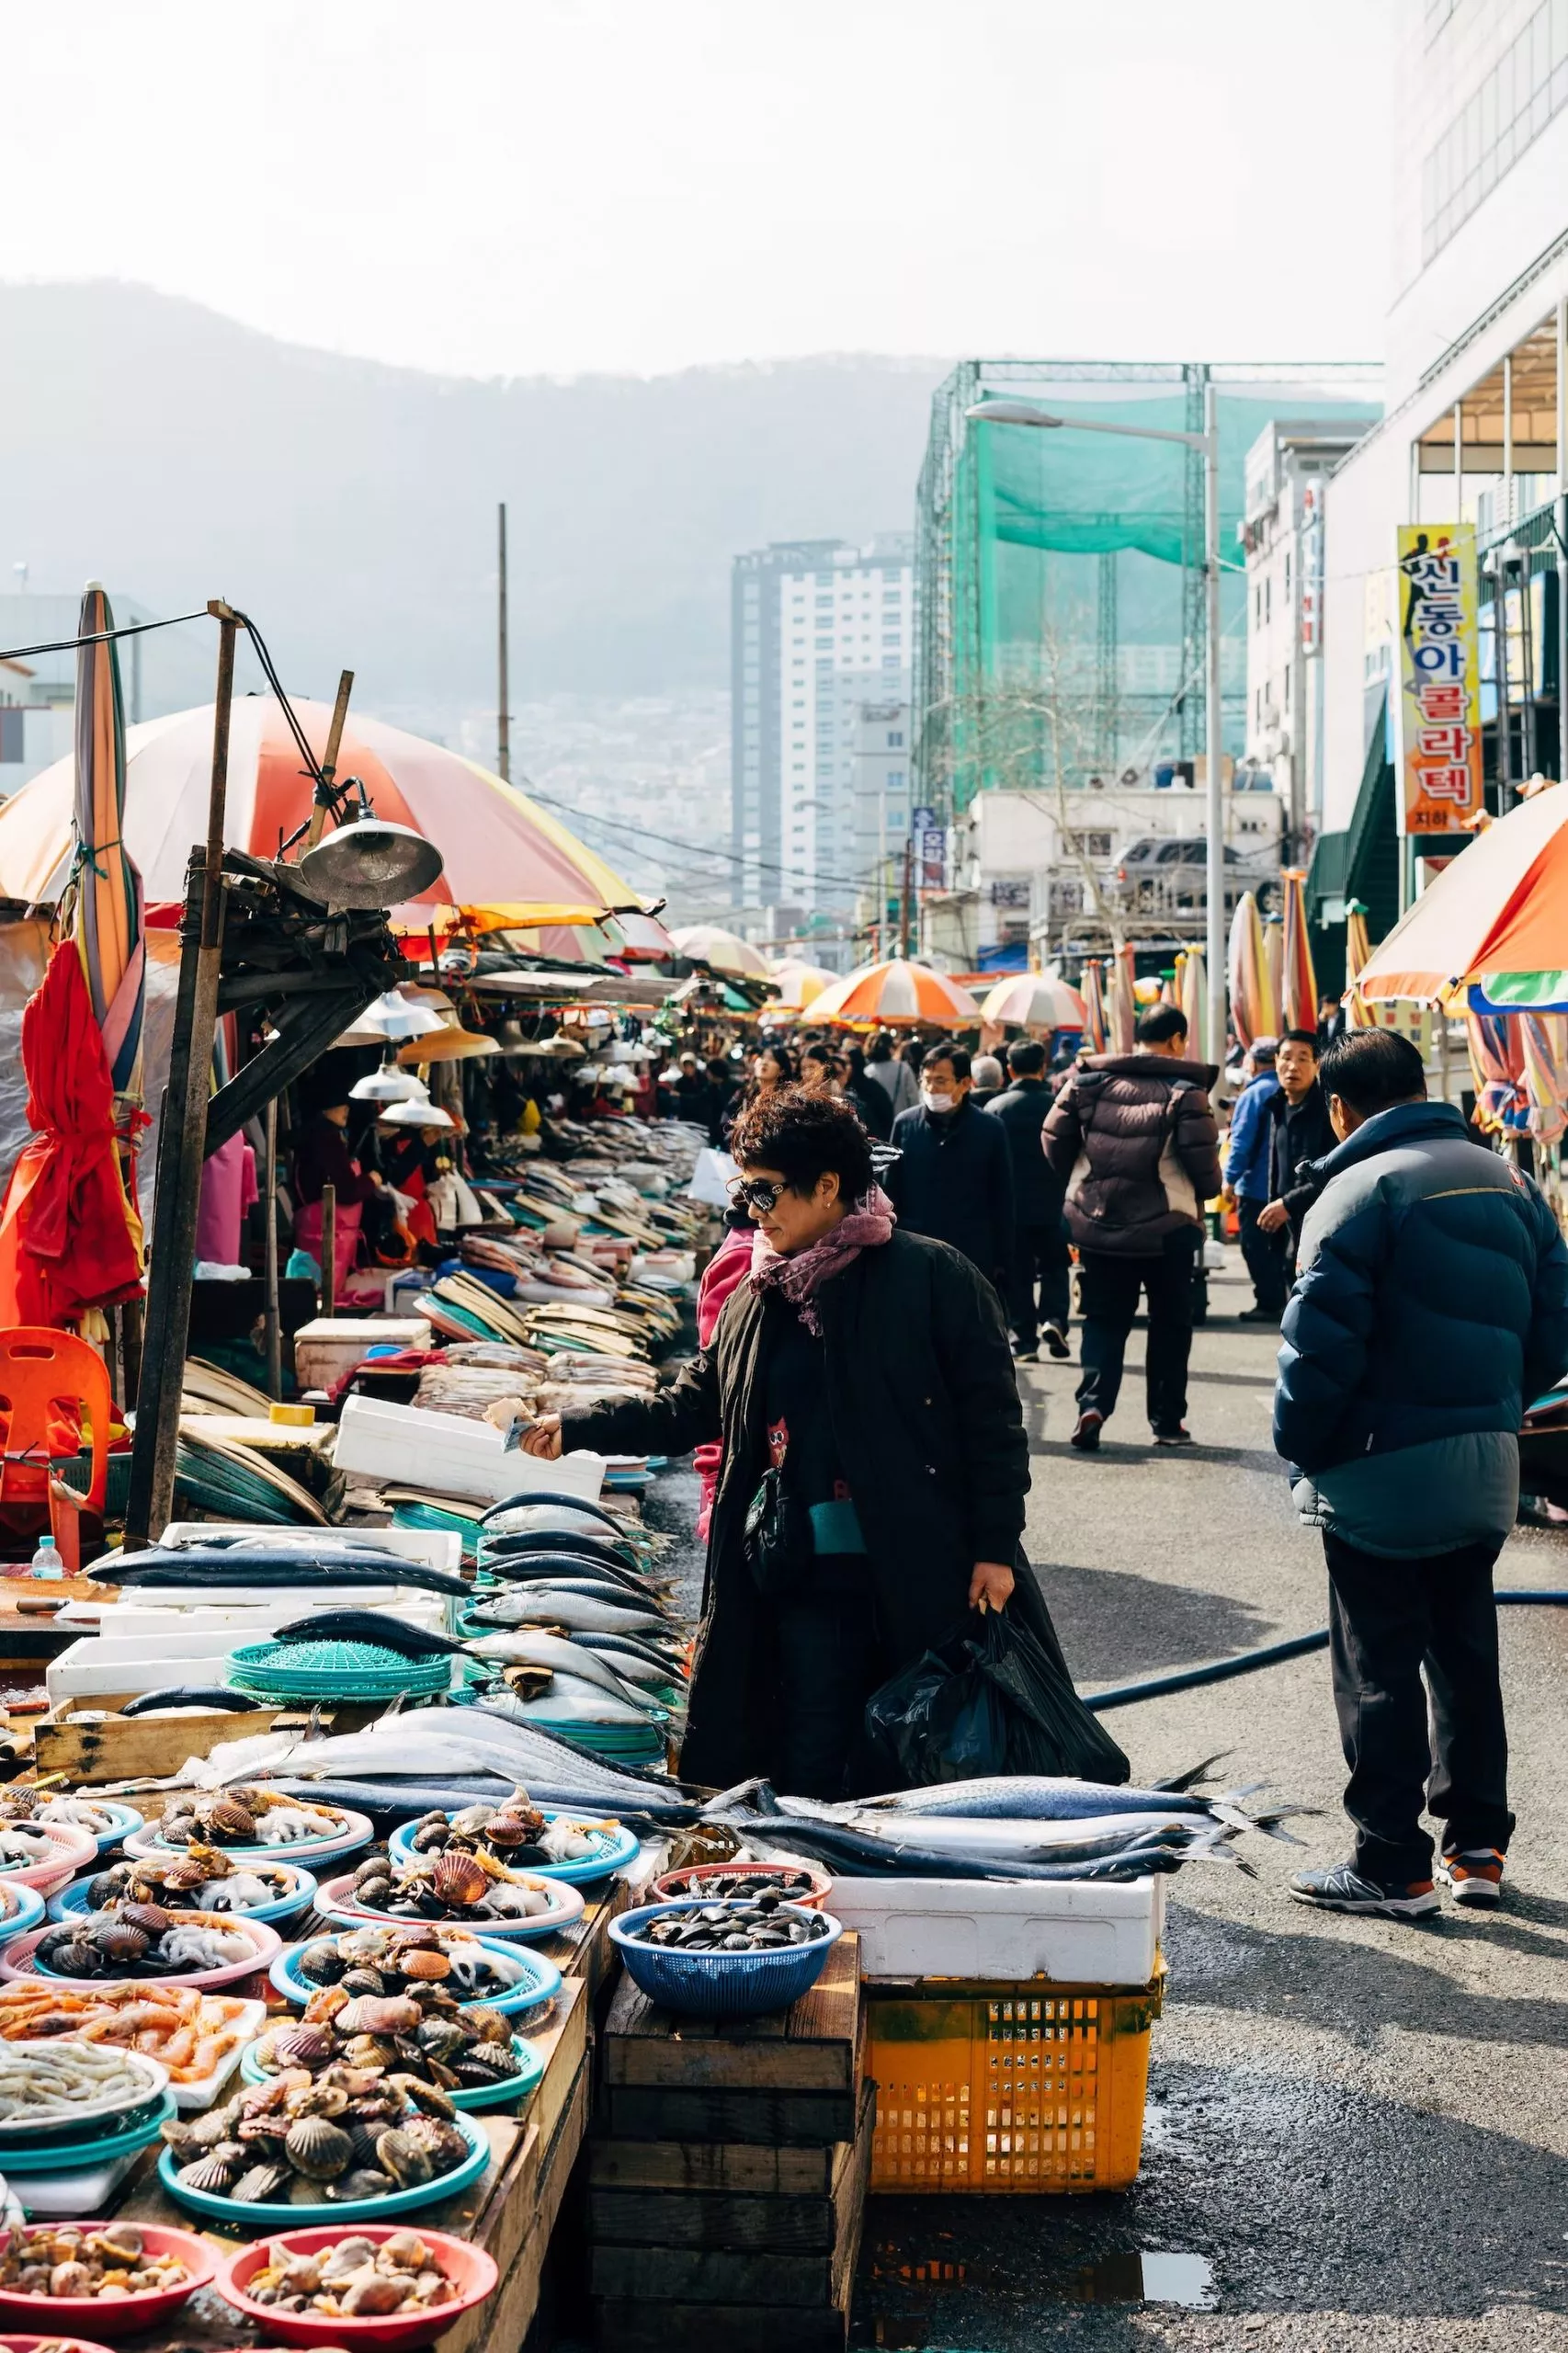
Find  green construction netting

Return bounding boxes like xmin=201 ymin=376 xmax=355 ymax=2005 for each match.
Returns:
xmin=939 ymin=391 xmax=1381 ymax=808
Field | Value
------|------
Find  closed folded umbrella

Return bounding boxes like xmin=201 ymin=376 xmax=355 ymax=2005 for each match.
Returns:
xmin=1227 ymin=892 xmax=1278 ymax=1049
xmin=1079 ymin=960 xmax=1108 ymax=1055
xmin=1278 ymin=870 xmax=1317 ymax=1032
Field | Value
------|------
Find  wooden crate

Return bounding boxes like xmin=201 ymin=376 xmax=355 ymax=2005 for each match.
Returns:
xmin=588 ymin=1938 xmax=869 ymax=2349
xmin=599 ymin=1933 xmax=862 ymax=2146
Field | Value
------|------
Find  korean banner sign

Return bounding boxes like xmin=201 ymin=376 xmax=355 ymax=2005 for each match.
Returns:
xmin=1396 ymin=524 xmax=1483 ymax=835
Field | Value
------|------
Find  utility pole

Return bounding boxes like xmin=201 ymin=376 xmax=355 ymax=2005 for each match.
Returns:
xmin=497 ymin=502 xmax=511 ymax=783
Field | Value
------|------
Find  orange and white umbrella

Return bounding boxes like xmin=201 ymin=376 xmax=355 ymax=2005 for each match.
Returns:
xmin=1343 ymin=900 xmax=1374 ymax=1028
xmin=807 ymin=957 xmax=982 ymax=1029
xmin=1278 ymin=869 xmax=1317 ymax=1032
xmin=0 ymin=698 xmax=650 ymax=936
xmin=980 ymin=972 xmax=1086 ymax=1031
xmin=1358 ymin=789 xmax=1568 ymax=1006
xmin=670 ymin=925 xmax=772 ymax=982
xmin=769 ymin=957 xmax=837 ymax=1011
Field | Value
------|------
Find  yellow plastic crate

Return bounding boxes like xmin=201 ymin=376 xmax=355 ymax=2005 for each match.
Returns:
xmin=866 ymin=1966 xmax=1164 ymax=2193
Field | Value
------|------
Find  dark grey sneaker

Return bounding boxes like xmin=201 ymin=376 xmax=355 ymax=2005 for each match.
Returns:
xmin=1153 ymin=1425 xmax=1194 ymax=1446
xmin=1044 ymin=1324 xmax=1071 ymax=1360
xmin=1290 ymin=1861 xmax=1439 ymax=1919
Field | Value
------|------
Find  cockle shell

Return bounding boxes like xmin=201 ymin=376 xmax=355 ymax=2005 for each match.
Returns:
xmin=400 ymin=1948 xmax=450 ymax=1982
xmin=176 ymin=2154 xmax=240 ymax=2193
xmin=206 ymin=1798 xmax=257 ymax=1839
xmin=118 ymin=1901 xmax=172 ymax=1937
xmin=269 ymin=2022 xmax=334 ymax=2069
xmin=230 ymin=2162 xmax=291 ymax=2203
xmin=337 ymin=1995 xmax=424 ymax=2038
xmin=373 ymin=2128 xmax=434 ymax=2187
xmin=96 ymin=1923 xmax=152 ymax=1962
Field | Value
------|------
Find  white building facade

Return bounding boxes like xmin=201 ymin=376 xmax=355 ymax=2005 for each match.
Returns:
xmin=730 ymin=536 xmax=914 ymax=919
xmin=1323 ymin=0 xmax=1568 ymax=834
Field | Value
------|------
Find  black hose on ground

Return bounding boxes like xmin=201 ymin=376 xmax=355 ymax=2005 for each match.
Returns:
xmin=1085 ymin=1589 xmax=1568 ymax=1713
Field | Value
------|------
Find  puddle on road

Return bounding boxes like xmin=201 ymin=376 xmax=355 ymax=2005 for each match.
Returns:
xmin=856 ymin=2246 xmax=1217 ymax=2341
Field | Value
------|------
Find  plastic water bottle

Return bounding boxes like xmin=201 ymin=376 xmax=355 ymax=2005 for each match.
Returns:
xmin=28 ymin=1538 xmax=62 ymax=1580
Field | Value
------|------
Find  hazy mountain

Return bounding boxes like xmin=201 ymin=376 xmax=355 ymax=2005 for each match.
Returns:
xmin=0 ymin=283 xmax=946 ymax=728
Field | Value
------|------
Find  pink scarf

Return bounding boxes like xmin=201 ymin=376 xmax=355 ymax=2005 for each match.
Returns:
xmin=747 ymin=1185 xmax=897 ymax=1334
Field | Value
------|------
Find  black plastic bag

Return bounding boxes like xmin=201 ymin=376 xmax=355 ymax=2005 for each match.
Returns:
xmin=863 ymin=1604 xmax=1130 ymax=1790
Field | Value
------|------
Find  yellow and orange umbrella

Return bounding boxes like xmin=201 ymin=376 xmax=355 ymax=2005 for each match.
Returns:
xmin=670 ymin=926 xmax=772 ymax=981
xmin=1343 ymin=900 xmax=1374 ymax=1029
xmin=807 ymin=957 xmax=982 ymax=1029
xmin=769 ymin=958 xmax=838 ymax=1011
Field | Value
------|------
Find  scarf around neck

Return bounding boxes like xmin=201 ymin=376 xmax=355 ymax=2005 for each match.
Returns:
xmin=746 ymin=1184 xmax=896 ymax=1335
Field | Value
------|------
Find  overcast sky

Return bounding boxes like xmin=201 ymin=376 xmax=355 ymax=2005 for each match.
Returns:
xmin=2 ymin=0 xmax=1393 ymax=380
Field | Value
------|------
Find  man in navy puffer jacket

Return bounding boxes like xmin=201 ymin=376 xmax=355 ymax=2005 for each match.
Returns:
xmin=1275 ymin=1029 xmax=1568 ymax=1920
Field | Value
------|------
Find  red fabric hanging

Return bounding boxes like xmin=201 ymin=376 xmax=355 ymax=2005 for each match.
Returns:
xmin=0 ymin=941 xmax=145 ymax=1326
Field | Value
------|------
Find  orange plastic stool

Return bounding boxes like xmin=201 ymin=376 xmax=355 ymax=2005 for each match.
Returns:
xmin=0 ymin=1328 xmax=111 ymax=1573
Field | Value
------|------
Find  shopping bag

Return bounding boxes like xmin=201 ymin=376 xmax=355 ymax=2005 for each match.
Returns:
xmin=863 ymin=1601 xmax=1129 ymax=1789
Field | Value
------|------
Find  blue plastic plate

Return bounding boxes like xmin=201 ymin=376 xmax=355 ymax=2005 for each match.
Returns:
xmin=241 ymin=2031 xmax=544 ymax=2112
xmin=0 ymin=2088 xmax=176 ymax=2174
xmin=388 ymin=1809 xmax=641 ymax=1887
xmin=269 ymin=1933 xmax=562 ymax=2023
xmin=49 ymin=1860 xmax=317 ymax=1929
xmin=159 ymin=2107 xmax=491 ymax=2222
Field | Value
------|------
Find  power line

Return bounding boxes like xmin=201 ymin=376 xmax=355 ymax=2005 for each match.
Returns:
xmin=0 ymin=609 xmax=212 ymax=665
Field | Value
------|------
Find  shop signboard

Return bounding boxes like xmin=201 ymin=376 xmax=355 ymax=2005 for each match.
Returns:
xmin=1395 ymin=523 xmax=1483 ymax=835
xmin=1299 ymin=480 xmax=1324 ymax=654
xmin=912 ymin=806 xmax=947 ymax=890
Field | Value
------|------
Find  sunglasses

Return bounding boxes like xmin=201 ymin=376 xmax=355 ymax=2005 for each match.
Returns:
xmin=727 ymin=1176 xmax=785 ymax=1214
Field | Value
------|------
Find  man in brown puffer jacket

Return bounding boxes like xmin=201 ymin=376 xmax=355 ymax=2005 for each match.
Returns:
xmin=1042 ymin=1003 xmax=1222 ymax=1450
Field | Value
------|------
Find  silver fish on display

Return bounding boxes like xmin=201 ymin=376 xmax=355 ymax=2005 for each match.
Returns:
xmin=472 ymin=1684 xmax=656 ymax=1728
xmin=467 ymin=1629 xmax=656 ymax=1708
xmin=852 ymin=1777 xmax=1218 ymax=1821
xmin=473 ymin=1591 xmax=667 ymax=1636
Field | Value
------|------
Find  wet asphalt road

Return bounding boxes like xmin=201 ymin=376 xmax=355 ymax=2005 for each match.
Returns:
xmin=850 ymin=1251 xmax=1568 ymax=2352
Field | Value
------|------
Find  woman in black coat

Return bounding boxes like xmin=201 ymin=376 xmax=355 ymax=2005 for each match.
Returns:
xmin=523 ymin=1088 xmax=1029 ymax=1797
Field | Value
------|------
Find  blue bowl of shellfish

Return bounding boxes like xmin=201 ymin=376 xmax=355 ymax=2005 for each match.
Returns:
xmin=270 ymin=1927 xmax=562 ymax=2027
xmin=48 ymin=1859 xmax=318 ymax=1930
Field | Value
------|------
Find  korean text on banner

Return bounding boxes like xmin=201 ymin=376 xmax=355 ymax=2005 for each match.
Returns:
xmin=1396 ymin=524 xmax=1484 ymax=836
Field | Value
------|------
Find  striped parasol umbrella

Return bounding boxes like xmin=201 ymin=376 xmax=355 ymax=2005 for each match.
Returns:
xmin=0 ymin=699 xmax=647 ymax=935
xmin=1357 ymin=790 xmax=1568 ymax=1006
xmin=1107 ymin=943 xmax=1138 ymax=1054
xmin=1521 ymin=1014 xmax=1568 ymax=1146
xmin=1177 ymin=949 xmax=1208 ymax=1063
xmin=806 ymin=957 xmax=982 ymax=1029
xmin=979 ymin=972 xmax=1086 ymax=1032
xmin=670 ymin=926 xmax=773 ymax=981
xmin=1464 ymin=1011 xmax=1526 ymax=1134
xmin=1227 ymin=892 xmax=1278 ymax=1050
xmin=67 ymin=585 xmax=143 ymax=1107
xmin=769 ymin=957 xmax=838 ymax=1011
xmin=1080 ymin=960 xmax=1108 ymax=1054
xmin=1343 ymin=900 xmax=1374 ymax=1029
xmin=1278 ymin=869 xmax=1317 ymax=1032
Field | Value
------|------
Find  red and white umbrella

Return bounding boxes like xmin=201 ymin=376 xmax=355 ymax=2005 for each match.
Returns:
xmin=979 ymin=972 xmax=1086 ymax=1031
xmin=0 ymin=699 xmax=646 ymax=934
xmin=807 ymin=957 xmax=982 ymax=1029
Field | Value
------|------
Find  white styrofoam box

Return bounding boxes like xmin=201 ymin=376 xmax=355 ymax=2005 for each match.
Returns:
xmin=155 ymin=1522 xmax=463 ymax=1574
xmin=52 ymin=1597 xmax=449 ymax=1641
xmin=291 ymin=1315 xmax=432 ymax=1391
xmin=48 ymin=1643 xmax=233 ymax=1703
xmin=821 ymin=1870 xmax=1165 ymax=1985
xmin=335 ymin=1393 xmax=604 ymax=1506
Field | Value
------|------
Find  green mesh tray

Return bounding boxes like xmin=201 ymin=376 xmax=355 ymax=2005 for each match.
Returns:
xmin=226 ymin=1637 xmax=455 ymax=1701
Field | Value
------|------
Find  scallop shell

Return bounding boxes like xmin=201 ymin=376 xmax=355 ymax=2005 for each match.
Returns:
xmin=456 ymin=2040 xmax=525 ymax=2081
xmin=206 ymin=1798 xmax=257 ymax=1840
xmin=285 ymin=2116 xmax=354 ymax=2180
xmin=464 ymin=2003 xmax=515 ymax=2045
xmin=415 ymin=2018 xmax=467 ymax=2060
xmin=337 ymin=1994 xmax=424 ymax=2038
xmin=269 ymin=2022 xmax=335 ymax=2069
xmin=118 ymin=1900 xmax=173 ymax=1937
xmin=400 ymin=1948 xmax=451 ymax=1982
xmin=432 ymin=1853 xmax=489 ymax=1909
xmin=339 ymin=1966 xmax=387 ymax=1996
xmin=177 ymin=2154 xmax=240 ymax=2192
xmin=95 ymin=1922 xmax=152 ymax=1962
xmin=298 ymin=1945 xmax=347 ymax=1986
xmin=230 ymin=2162 xmax=292 ymax=2203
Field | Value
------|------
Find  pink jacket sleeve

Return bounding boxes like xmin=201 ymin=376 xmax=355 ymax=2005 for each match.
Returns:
xmin=693 ymin=1227 xmax=754 ymax=1538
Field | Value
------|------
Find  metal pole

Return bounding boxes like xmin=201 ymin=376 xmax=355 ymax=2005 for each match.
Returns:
xmin=1203 ymin=381 xmax=1225 ymax=1073
xmin=263 ymin=1094 xmax=281 ymax=1400
xmin=124 ymin=601 xmax=239 ymax=1548
xmin=497 ymin=503 xmax=511 ymax=783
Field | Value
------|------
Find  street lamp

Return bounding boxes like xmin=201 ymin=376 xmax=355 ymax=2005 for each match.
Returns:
xmin=966 ymin=392 xmax=1226 ymax=1072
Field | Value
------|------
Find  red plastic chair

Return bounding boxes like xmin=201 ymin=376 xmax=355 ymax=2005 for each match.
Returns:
xmin=0 ymin=1328 xmax=112 ymax=1573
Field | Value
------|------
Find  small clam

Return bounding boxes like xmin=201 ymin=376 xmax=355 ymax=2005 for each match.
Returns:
xmin=339 ymin=1965 xmax=387 ymax=1997
xmin=286 ymin=2116 xmax=355 ymax=2180
xmin=342 ymin=2274 xmax=412 ymax=2316
xmin=374 ymin=2127 xmax=434 ymax=2187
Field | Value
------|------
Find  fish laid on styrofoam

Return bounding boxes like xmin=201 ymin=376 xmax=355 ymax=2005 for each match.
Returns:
xmin=473 ymin=1590 xmax=668 ymax=1636
xmin=187 ymin=1707 xmax=679 ymax=1805
xmin=812 ymin=1807 xmax=1216 ymax=1861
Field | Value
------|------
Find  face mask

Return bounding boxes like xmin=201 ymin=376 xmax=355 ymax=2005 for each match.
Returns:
xmin=921 ymin=1086 xmax=956 ymax=1116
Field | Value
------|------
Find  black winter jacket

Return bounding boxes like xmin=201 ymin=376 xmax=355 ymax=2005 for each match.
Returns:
xmin=560 ymin=1230 xmax=1029 ymax=1788
xmin=885 ymin=1099 xmax=1015 ymax=1283
xmin=986 ymin=1077 xmax=1062 ymax=1227
xmin=1266 ymin=1081 xmax=1336 ymax=1238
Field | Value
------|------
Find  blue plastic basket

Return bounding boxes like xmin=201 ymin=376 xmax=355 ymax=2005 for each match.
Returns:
xmin=609 ymin=1899 xmax=843 ymax=2020
xmin=270 ymin=1932 xmax=561 ymax=2024
xmin=49 ymin=1861 xmax=317 ymax=1930
xmin=0 ymin=1883 xmax=45 ymax=1942
xmin=388 ymin=1808 xmax=641 ymax=1886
